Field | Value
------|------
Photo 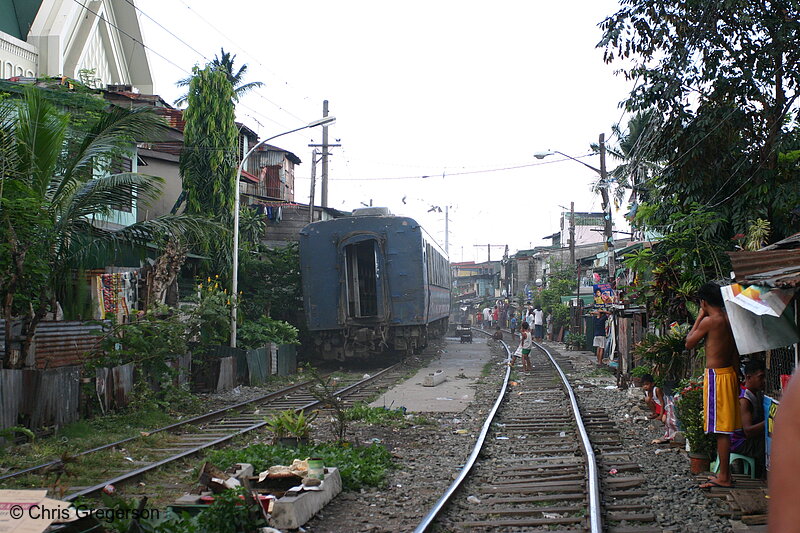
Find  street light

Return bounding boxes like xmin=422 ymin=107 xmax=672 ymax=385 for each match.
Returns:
xmin=230 ymin=116 xmax=336 ymax=347
xmin=534 ymin=133 xmax=615 ymax=284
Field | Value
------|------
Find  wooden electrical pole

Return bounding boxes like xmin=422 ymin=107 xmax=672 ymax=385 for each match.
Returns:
xmin=569 ymin=201 xmax=576 ymax=265
xmin=308 ymin=100 xmax=341 ymax=209
xmin=473 ymin=244 xmax=506 ymax=263
xmin=308 ymin=148 xmax=318 ymax=223
xmin=321 ymin=100 xmax=329 ymax=207
xmin=598 ymin=133 xmax=615 ymax=283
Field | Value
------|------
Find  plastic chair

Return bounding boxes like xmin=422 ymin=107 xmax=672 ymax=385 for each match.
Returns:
xmin=710 ymin=452 xmax=756 ymax=479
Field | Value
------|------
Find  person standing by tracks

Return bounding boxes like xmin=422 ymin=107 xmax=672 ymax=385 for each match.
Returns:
xmin=518 ymin=322 xmax=533 ymax=371
xmin=533 ymin=306 xmax=544 ymax=341
xmin=592 ymin=309 xmax=609 ymax=365
xmin=685 ymin=282 xmax=741 ymax=490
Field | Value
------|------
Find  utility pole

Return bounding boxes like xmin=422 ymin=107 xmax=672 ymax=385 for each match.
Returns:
xmin=308 ymin=148 xmax=319 ymax=223
xmin=444 ymin=206 xmax=449 ymax=256
xmin=504 ymin=244 xmax=510 ymax=298
xmin=320 ymin=100 xmax=329 ymax=207
xmin=306 ymin=101 xmax=341 ymax=208
xmin=308 ymin=101 xmax=340 ymax=209
xmin=473 ymin=244 xmax=506 ymax=263
xmin=569 ymin=201 xmax=576 ymax=265
xmin=598 ymin=133 xmax=615 ymax=283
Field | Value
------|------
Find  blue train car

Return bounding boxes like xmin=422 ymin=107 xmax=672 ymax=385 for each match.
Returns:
xmin=299 ymin=208 xmax=450 ymax=359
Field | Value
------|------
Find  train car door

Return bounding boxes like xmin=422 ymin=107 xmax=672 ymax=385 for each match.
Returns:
xmin=339 ymin=234 xmax=388 ymax=322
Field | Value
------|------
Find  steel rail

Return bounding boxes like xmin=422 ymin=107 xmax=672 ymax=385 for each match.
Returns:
xmin=0 ymin=378 xmax=321 ymax=483
xmin=413 ymin=329 xmax=512 ymax=533
xmin=534 ymin=340 xmax=602 ymax=533
xmin=62 ymin=363 xmax=402 ymax=501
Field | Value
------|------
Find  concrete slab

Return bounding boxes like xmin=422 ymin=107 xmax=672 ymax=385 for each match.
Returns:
xmin=269 ymin=467 xmax=343 ymax=530
xmin=370 ymin=336 xmax=494 ymax=413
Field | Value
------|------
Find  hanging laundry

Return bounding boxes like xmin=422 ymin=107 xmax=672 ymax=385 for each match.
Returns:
xmin=275 ymin=206 xmax=283 ymax=223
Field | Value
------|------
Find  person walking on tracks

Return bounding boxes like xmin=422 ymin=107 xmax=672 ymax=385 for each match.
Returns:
xmin=685 ymin=282 xmax=741 ymax=490
xmin=518 ymin=322 xmax=533 ymax=371
xmin=533 ymin=306 xmax=544 ymax=341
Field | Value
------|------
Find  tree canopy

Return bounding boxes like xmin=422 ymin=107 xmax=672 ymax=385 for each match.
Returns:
xmin=599 ymin=0 xmax=800 ymax=245
xmin=0 ymin=87 xmax=205 ymax=367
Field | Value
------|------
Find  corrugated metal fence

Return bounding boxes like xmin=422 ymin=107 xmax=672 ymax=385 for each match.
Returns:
xmin=0 ymin=366 xmax=81 ymax=435
xmin=0 ymin=336 xmax=294 ymax=435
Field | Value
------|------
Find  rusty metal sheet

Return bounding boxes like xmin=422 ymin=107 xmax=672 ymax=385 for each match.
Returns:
xmin=0 ymin=369 xmax=23 ymax=439
xmin=728 ymin=250 xmax=800 ymax=287
xmin=0 ymin=320 xmax=107 ymax=369
xmin=111 ymin=363 xmax=135 ymax=409
xmin=22 ymin=366 xmax=81 ymax=430
xmin=168 ymin=354 xmax=191 ymax=386
xmin=216 ymin=357 xmax=236 ymax=391
xmin=95 ymin=367 xmax=112 ymax=413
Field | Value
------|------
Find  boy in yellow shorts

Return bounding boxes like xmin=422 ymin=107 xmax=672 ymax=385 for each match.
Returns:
xmin=685 ymin=282 xmax=741 ymax=489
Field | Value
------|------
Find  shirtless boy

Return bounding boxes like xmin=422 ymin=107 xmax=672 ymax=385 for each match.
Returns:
xmin=685 ymin=282 xmax=741 ymax=489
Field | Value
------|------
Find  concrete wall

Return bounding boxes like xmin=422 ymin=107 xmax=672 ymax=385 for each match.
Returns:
xmin=137 ymin=150 xmax=181 ymax=221
xmin=0 ymin=31 xmax=37 ymax=78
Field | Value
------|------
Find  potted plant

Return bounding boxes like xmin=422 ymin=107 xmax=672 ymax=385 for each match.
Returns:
xmin=564 ymin=332 xmax=585 ymax=351
xmin=675 ymin=378 xmax=716 ymax=473
xmin=632 ymin=326 xmax=691 ymax=391
xmin=630 ymin=365 xmax=652 ymax=387
xmin=265 ymin=409 xmax=317 ymax=446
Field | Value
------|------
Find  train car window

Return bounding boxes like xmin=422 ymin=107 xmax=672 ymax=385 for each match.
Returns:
xmin=344 ymin=241 xmax=379 ymax=318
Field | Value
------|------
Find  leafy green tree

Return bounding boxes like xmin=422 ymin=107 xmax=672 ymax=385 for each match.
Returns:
xmin=174 ymin=48 xmax=264 ymax=107
xmin=597 ymin=111 xmax=662 ymax=204
xmin=0 ymin=87 xmax=204 ymax=368
xmin=179 ymin=65 xmax=238 ymax=276
xmin=238 ymin=243 xmax=302 ymax=324
xmin=180 ymin=66 xmax=238 ymax=217
xmin=599 ymin=1 xmax=800 ymax=242
xmin=238 ymin=205 xmax=267 ymax=248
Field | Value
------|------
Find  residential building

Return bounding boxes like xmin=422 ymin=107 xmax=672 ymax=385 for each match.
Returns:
xmin=552 ymin=211 xmax=611 ymax=247
xmin=452 ymin=261 xmax=502 ymax=301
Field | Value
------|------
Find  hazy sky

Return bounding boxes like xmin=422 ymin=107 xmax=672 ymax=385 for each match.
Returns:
xmin=136 ymin=0 xmax=634 ymax=262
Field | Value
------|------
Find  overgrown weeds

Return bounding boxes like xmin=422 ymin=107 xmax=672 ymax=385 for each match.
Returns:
xmin=206 ymin=442 xmax=394 ymax=491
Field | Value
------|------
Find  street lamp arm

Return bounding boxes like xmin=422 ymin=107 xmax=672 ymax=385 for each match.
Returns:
xmin=231 ymin=115 xmax=336 ymax=348
xmin=238 ymin=124 xmax=315 ymax=174
xmin=550 ymin=151 xmax=602 ymax=175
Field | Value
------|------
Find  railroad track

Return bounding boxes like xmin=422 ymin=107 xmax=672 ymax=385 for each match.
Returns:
xmin=415 ymin=332 xmax=660 ymax=532
xmin=1 ymin=364 xmax=408 ymax=501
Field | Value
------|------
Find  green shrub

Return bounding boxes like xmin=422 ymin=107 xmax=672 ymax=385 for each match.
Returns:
xmin=345 ymin=403 xmax=406 ymax=424
xmin=564 ymin=332 xmax=585 ymax=350
xmin=264 ymin=409 xmax=317 ymax=441
xmin=238 ymin=315 xmax=299 ymax=348
xmin=630 ymin=365 xmax=652 ymax=378
xmin=632 ymin=326 xmax=692 ymax=383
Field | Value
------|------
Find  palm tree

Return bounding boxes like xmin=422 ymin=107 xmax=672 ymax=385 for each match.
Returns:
xmin=0 ymin=87 xmax=208 ymax=368
xmin=174 ymin=48 xmax=264 ymax=107
xmin=596 ymin=111 xmax=662 ymax=203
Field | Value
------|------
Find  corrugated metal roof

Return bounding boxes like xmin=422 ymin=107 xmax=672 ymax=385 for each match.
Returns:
xmin=727 ymin=249 xmax=800 ymax=288
xmin=0 ymin=320 xmax=106 ymax=369
xmin=760 ymin=232 xmax=800 ymax=250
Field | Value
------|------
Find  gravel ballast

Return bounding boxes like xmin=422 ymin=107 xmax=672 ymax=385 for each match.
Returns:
xmin=305 ymin=337 xmax=741 ymax=532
